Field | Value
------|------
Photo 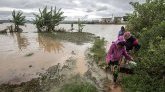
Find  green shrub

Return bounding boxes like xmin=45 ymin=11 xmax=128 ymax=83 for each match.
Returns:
xmin=90 ymin=37 xmax=106 ymax=64
xmin=60 ymin=81 xmax=98 ymax=92
xmin=126 ymin=0 xmax=165 ymax=37
xmin=33 ymin=6 xmax=65 ymax=32
xmin=122 ymin=0 xmax=165 ymax=92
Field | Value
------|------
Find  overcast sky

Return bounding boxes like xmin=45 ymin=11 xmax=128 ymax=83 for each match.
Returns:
xmin=0 ymin=0 xmax=145 ymax=20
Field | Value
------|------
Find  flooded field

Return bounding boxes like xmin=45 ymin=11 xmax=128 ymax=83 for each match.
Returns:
xmin=0 ymin=23 xmax=122 ymax=85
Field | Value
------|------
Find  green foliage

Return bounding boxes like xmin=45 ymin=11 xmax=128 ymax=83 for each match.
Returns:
xmin=60 ymin=81 xmax=98 ymax=92
xmin=127 ymin=0 xmax=165 ymax=37
xmin=122 ymin=0 xmax=165 ymax=92
xmin=90 ymin=37 xmax=106 ymax=64
xmin=123 ymin=16 xmax=129 ymax=21
xmin=122 ymin=72 xmax=165 ymax=92
xmin=12 ymin=10 xmax=26 ymax=31
xmin=40 ymin=32 xmax=95 ymax=45
xmin=33 ymin=6 xmax=65 ymax=32
xmin=140 ymin=21 xmax=165 ymax=49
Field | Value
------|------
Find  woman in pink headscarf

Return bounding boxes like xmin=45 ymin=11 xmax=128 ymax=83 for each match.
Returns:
xmin=106 ymin=36 xmax=133 ymax=72
xmin=124 ymin=32 xmax=141 ymax=52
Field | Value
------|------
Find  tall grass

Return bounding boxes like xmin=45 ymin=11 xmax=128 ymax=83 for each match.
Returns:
xmin=60 ymin=81 xmax=98 ymax=92
xmin=89 ymin=37 xmax=106 ymax=65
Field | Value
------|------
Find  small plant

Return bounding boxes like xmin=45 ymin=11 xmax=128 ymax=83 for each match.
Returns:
xmin=78 ymin=18 xmax=85 ymax=32
xmin=90 ymin=37 xmax=106 ymax=64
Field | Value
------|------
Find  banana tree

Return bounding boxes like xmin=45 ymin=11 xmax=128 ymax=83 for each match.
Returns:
xmin=12 ymin=10 xmax=26 ymax=32
xmin=33 ymin=6 xmax=65 ymax=32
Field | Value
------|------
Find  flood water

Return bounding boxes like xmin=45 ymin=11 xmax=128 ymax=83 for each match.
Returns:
xmin=0 ymin=23 xmax=122 ymax=84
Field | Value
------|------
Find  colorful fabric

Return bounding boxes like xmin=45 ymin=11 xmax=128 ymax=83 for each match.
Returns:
xmin=106 ymin=38 xmax=132 ymax=64
xmin=125 ymin=36 xmax=140 ymax=51
xmin=118 ymin=30 xmax=125 ymax=37
xmin=124 ymin=32 xmax=131 ymax=39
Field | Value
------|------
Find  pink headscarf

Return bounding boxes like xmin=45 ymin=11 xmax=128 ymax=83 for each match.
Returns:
xmin=106 ymin=36 xmax=131 ymax=64
xmin=124 ymin=32 xmax=131 ymax=39
xmin=116 ymin=36 xmax=125 ymax=44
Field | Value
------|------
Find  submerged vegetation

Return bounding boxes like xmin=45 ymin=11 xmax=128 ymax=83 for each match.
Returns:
xmin=39 ymin=32 xmax=95 ymax=45
xmin=1 ymin=1 xmax=164 ymax=92
xmin=12 ymin=10 xmax=26 ymax=32
xmin=33 ymin=6 xmax=65 ymax=32
xmin=25 ymin=53 xmax=34 ymax=57
xmin=0 ymin=28 xmax=8 ymax=34
xmin=122 ymin=0 xmax=165 ymax=92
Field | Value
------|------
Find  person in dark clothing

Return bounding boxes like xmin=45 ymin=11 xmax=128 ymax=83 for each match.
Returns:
xmin=124 ymin=32 xmax=141 ymax=52
xmin=118 ymin=26 xmax=125 ymax=37
xmin=71 ymin=23 xmax=74 ymax=31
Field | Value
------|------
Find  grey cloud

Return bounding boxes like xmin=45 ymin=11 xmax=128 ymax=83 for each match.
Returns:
xmin=0 ymin=11 xmax=11 ymax=16
xmin=0 ymin=0 xmax=145 ymax=9
xmin=0 ymin=0 xmax=78 ymax=9
xmin=86 ymin=9 xmax=94 ymax=13
xmin=0 ymin=0 xmax=146 ymax=20
xmin=96 ymin=6 xmax=108 ymax=11
xmin=98 ymin=0 xmax=145 ymax=10
xmin=0 ymin=10 xmax=34 ymax=20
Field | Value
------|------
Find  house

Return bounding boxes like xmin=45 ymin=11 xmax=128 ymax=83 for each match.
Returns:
xmin=91 ymin=20 xmax=100 ymax=24
xmin=113 ymin=17 xmax=123 ymax=24
xmin=100 ymin=18 xmax=112 ymax=24
xmin=113 ymin=17 xmax=123 ymax=23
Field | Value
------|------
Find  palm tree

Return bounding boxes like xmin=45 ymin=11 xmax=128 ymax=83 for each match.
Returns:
xmin=12 ymin=10 xmax=26 ymax=32
xmin=33 ymin=6 xmax=65 ymax=32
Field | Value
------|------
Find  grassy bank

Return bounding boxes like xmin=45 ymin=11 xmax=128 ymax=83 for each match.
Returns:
xmin=59 ymin=76 xmax=98 ymax=92
xmin=39 ymin=32 xmax=95 ymax=45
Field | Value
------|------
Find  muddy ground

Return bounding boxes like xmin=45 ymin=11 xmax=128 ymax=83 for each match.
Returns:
xmin=0 ymin=31 xmax=123 ymax=92
xmin=0 ymin=55 xmax=116 ymax=92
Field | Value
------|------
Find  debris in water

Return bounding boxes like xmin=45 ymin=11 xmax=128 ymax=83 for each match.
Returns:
xmin=25 ymin=53 xmax=34 ymax=57
xmin=71 ymin=51 xmax=76 ymax=55
xmin=29 ymin=65 xmax=32 ymax=68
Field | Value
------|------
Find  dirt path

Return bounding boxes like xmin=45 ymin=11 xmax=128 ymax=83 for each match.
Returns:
xmin=103 ymin=69 xmax=123 ymax=92
xmin=109 ymin=84 xmax=122 ymax=92
xmin=104 ymin=82 xmax=122 ymax=92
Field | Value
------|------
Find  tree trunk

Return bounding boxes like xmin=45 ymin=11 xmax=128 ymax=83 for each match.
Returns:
xmin=15 ymin=25 xmax=19 ymax=32
xmin=37 ymin=27 xmax=42 ymax=32
xmin=14 ymin=24 xmax=17 ymax=32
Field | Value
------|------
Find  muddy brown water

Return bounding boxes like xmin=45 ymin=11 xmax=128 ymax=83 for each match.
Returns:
xmin=0 ymin=23 xmax=122 ymax=85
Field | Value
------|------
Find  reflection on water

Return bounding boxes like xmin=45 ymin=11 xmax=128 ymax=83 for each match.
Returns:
xmin=0 ymin=32 xmax=89 ymax=84
xmin=38 ymin=33 xmax=64 ymax=53
xmin=0 ymin=23 xmax=121 ymax=84
xmin=14 ymin=32 xmax=29 ymax=50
